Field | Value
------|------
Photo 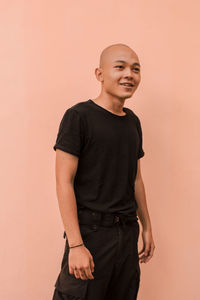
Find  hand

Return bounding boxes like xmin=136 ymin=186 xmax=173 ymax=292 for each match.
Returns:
xmin=68 ymin=245 xmax=95 ymax=280
xmin=138 ymin=229 xmax=155 ymax=263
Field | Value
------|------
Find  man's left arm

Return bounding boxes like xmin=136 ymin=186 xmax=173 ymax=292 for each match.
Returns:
xmin=135 ymin=159 xmax=155 ymax=263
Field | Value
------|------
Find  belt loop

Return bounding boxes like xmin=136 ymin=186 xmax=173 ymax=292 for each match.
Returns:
xmin=120 ymin=215 xmax=126 ymax=228
xmin=122 ymin=219 xmax=126 ymax=228
xmin=91 ymin=209 xmax=102 ymax=226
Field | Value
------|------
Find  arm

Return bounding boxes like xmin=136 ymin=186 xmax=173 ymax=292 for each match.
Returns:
xmin=55 ymin=149 xmax=95 ymax=279
xmin=135 ymin=159 xmax=152 ymax=232
xmin=55 ymin=149 xmax=83 ymax=247
xmin=135 ymin=159 xmax=155 ymax=263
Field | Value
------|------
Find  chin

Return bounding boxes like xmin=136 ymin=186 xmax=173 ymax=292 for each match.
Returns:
xmin=120 ymin=93 xmax=133 ymax=100
xmin=109 ymin=90 xmax=133 ymax=100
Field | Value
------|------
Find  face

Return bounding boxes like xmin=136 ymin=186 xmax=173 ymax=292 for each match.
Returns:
xmin=96 ymin=47 xmax=141 ymax=100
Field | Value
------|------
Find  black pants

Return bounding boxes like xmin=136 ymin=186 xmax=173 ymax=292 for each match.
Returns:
xmin=52 ymin=209 xmax=141 ymax=300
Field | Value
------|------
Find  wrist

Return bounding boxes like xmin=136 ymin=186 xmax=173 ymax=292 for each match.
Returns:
xmin=142 ymin=225 xmax=152 ymax=233
xmin=69 ymin=243 xmax=84 ymax=249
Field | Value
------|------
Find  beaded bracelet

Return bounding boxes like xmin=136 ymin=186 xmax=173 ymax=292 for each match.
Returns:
xmin=69 ymin=243 xmax=84 ymax=249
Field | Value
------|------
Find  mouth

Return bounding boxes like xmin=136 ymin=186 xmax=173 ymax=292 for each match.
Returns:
xmin=120 ymin=83 xmax=135 ymax=89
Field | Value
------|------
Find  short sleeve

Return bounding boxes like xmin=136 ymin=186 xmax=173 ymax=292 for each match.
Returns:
xmin=135 ymin=115 xmax=145 ymax=159
xmin=53 ymin=108 xmax=83 ymax=157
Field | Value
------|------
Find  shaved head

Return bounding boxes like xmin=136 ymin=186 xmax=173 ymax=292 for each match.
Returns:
xmin=94 ymin=43 xmax=141 ymax=102
xmin=99 ymin=43 xmax=138 ymax=69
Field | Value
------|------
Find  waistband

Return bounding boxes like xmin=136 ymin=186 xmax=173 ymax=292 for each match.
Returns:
xmin=63 ymin=207 xmax=138 ymax=238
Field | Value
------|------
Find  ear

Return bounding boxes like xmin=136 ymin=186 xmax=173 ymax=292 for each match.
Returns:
xmin=94 ymin=67 xmax=104 ymax=82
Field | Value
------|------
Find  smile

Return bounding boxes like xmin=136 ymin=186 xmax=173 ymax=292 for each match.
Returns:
xmin=120 ymin=83 xmax=134 ymax=89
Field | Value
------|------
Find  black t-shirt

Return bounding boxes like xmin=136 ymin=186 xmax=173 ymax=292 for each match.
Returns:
xmin=53 ymin=99 xmax=145 ymax=217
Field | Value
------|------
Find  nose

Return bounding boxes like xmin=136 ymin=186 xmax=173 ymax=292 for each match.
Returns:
xmin=124 ymin=74 xmax=134 ymax=81
xmin=123 ymin=69 xmax=133 ymax=79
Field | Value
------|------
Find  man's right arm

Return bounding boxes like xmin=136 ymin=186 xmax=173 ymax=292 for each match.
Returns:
xmin=55 ymin=148 xmax=83 ymax=247
xmin=55 ymin=149 xmax=95 ymax=280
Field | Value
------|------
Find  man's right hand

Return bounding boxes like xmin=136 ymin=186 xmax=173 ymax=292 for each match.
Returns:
xmin=68 ymin=245 xmax=95 ymax=280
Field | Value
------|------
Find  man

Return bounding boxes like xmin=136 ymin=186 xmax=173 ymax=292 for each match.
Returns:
xmin=52 ymin=43 xmax=155 ymax=300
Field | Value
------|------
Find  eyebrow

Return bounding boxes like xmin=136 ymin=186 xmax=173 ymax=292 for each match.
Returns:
xmin=113 ymin=60 xmax=141 ymax=67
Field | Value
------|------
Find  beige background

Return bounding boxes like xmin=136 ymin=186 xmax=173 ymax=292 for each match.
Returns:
xmin=0 ymin=1 xmax=200 ymax=299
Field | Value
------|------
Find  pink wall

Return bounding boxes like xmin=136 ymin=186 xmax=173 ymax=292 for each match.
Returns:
xmin=0 ymin=1 xmax=200 ymax=299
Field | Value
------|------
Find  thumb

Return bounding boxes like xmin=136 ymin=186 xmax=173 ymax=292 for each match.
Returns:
xmin=144 ymin=245 xmax=150 ymax=256
xmin=90 ymin=258 xmax=95 ymax=272
xmin=138 ymin=246 xmax=144 ymax=255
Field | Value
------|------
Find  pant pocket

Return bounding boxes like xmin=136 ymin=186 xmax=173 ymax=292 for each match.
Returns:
xmin=79 ymin=224 xmax=100 ymax=240
xmin=54 ymin=262 xmax=89 ymax=299
xmin=54 ymin=247 xmax=89 ymax=299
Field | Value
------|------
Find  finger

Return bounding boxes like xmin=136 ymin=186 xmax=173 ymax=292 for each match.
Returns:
xmin=138 ymin=251 xmax=144 ymax=258
xmin=74 ymin=269 xmax=80 ymax=279
xmin=143 ymin=253 xmax=152 ymax=262
xmin=143 ymin=255 xmax=152 ymax=263
xmin=149 ymin=243 xmax=155 ymax=257
xmin=69 ymin=266 xmax=75 ymax=276
xmin=145 ymin=243 xmax=154 ymax=257
xmin=138 ymin=246 xmax=144 ymax=255
xmin=85 ymin=266 xmax=94 ymax=280
xmin=78 ymin=268 xmax=87 ymax=280
xmin=145 ymin=244 xmax=155 ymax=261
xmin=139 ymin=251 xmax=151 ymax=262
xmin=144 ymin=244 xmax=151 ymax=257
xmin=138 ymin=248 xmax=146 ymax=258
xmin=72 ymin=267 xmax=86 ymax=280
xmin=142 ymin=247 xmax=154 ymax=263
xmin=90 ymin=258 xmax=95 ymax=273
xmin=139 ymin=253 xmax=146 ymax=259
xmin=139 ymin=254 xmax=146 ymax=263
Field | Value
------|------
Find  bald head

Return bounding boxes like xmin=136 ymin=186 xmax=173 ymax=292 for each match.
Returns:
xmin=99 ymin=43 xmax=138 ymax=69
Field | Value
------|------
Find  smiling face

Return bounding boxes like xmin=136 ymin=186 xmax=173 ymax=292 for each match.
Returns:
xmin=95 ymin=45 xmax=141 ymax=101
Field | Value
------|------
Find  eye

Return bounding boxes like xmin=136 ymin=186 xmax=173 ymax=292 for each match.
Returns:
xmin=115 ymin=65 xmax=140 ymax=72
xmin=133 ymin=68 xmax=140 ymax=72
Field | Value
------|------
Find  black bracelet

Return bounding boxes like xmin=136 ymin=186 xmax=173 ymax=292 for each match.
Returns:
xmin=69 ymin=243 xmax=84 ymax=249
